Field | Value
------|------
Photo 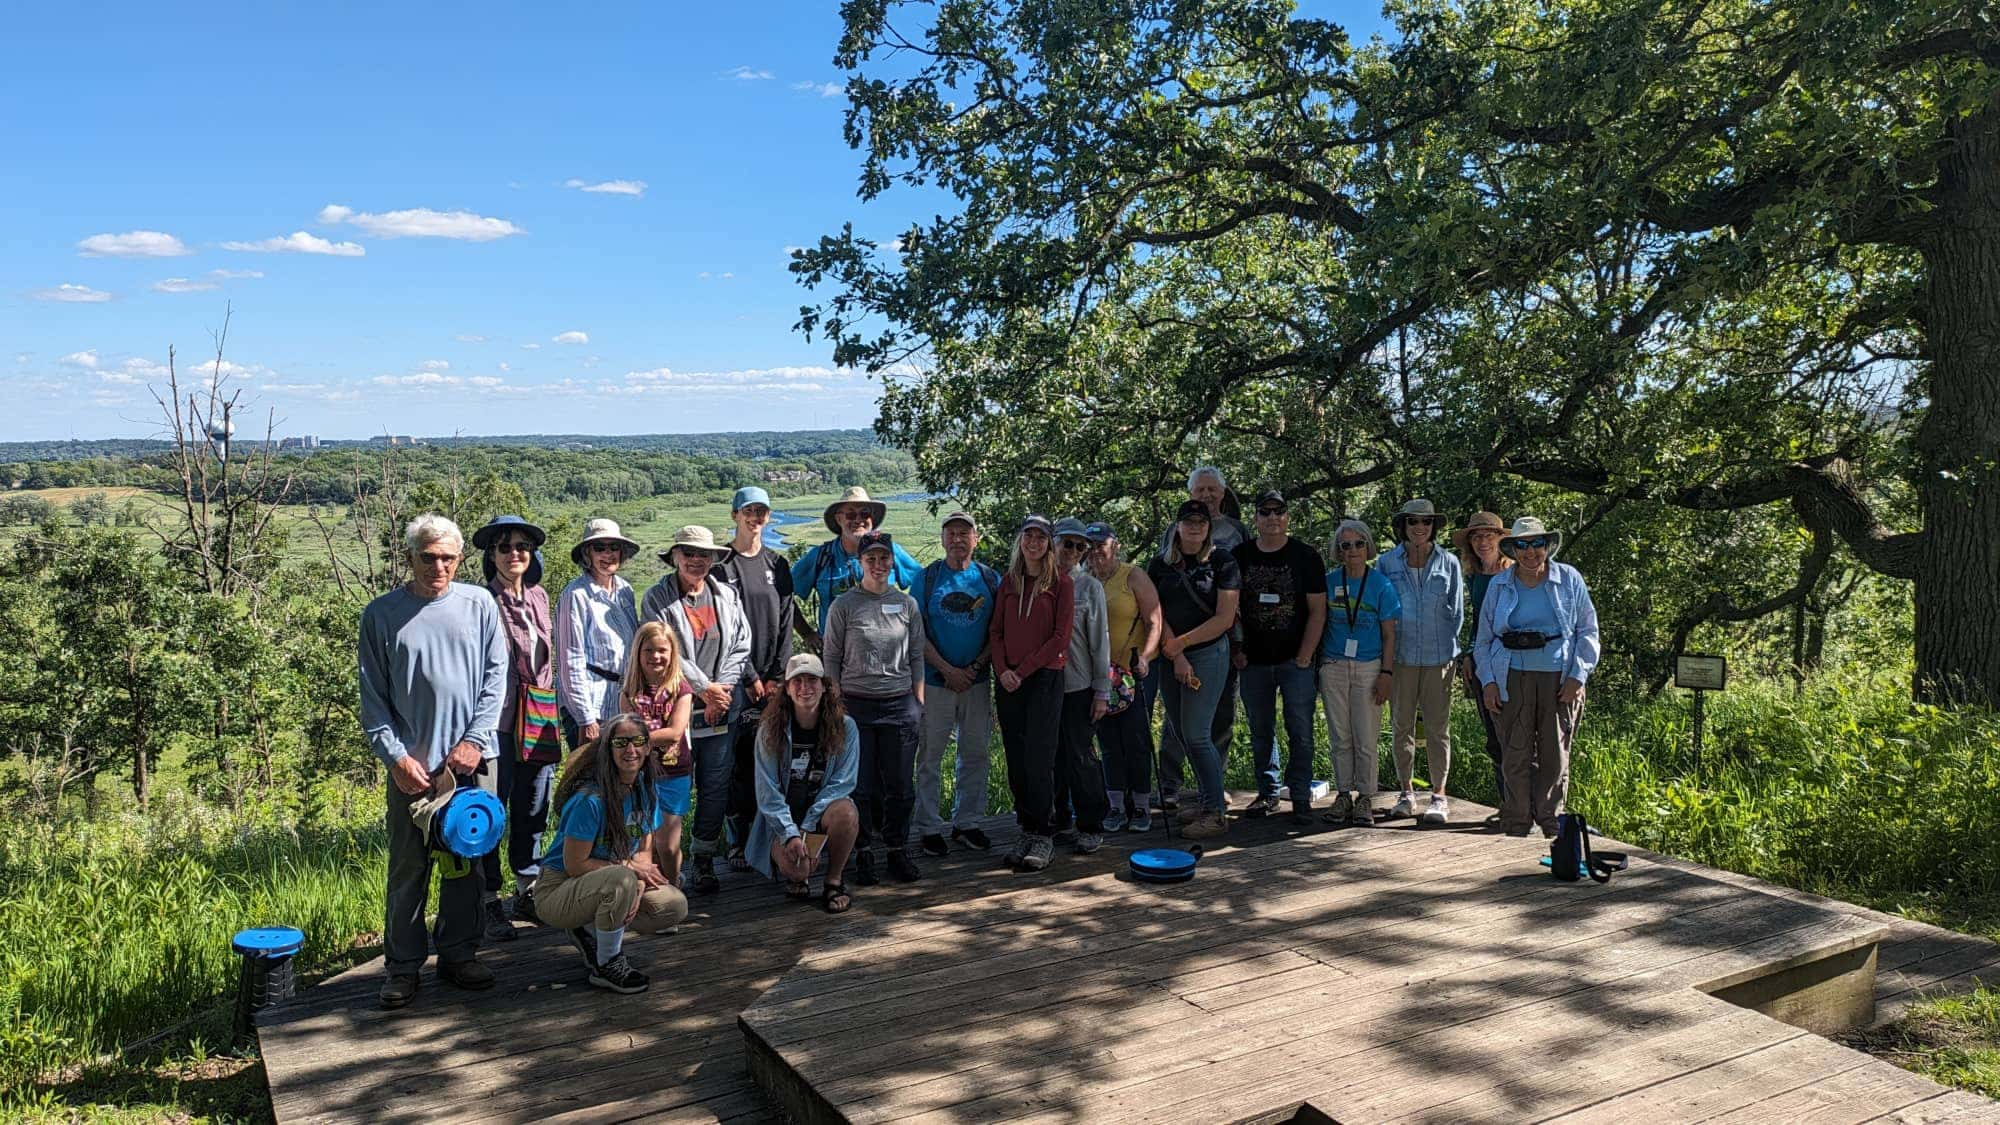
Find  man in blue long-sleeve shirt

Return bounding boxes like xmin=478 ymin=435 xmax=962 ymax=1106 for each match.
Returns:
xmin=357 ymin=513 xmax=510 ymax=1009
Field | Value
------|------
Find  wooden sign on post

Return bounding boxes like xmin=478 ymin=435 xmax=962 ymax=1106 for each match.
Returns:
xmin=1673 ymin=653 xmax=1727 ymax=774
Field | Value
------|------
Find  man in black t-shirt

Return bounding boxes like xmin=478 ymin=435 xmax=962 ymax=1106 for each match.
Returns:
xmin=1231 ymin=491 xmax=1328 ymax=824
xmin=717 ymin=486 xmax=796 ymax=862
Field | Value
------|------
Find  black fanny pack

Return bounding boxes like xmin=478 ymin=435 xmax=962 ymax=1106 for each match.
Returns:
xmin=586 ymin=664 xmax=622 ymax=681
xmin=1499 ymin=630 xmax=1558 ymax=651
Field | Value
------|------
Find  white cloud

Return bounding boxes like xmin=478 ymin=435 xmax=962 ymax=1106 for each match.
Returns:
xmin=30 ymin=283 xmax=113 ymax=303
xmin=374 ymin=371 xmax=458 ymax=387
xmin=497 ymin=361 xmax=511 ymax=372
xmin=418 ymin=359 xmax=451 ymax=372
xmin=319 ymin=203 xmax=524 ymax=241
xmin=13 ymin=353 xmax=29 ymax=364
xmin=210 ymin=268 xmax=264 ymax=280
xmin=520 ymin=343 xmax=541 ymax=351
xmin=468 ymin=376 xmax=503 ymax=388
xmin=727 ymin=65 xmax=774 ymax=80
xmin=153 ymin=277 xmax=219 ymax=294
xmin=60 ymin=349 xmax=100 ymax=369
xmin=564 ymin=178 xmax=647 ymax=197
xmin=77 ymin=230 xmax=189 ymax=258
xmin=222 ymin=231 xmax=365 ymax=256
xmin=454 ymin=333 xmax=487 ymax=343
xmin=552 ymin=331 xmax=589 ymax=345
xmin=792 ymin=80 xmax=843 ymax=98
xmin=698 ymin=271 xmax=735 ymax=281
xmin=616 ymin=364 xmax=869 ymax=396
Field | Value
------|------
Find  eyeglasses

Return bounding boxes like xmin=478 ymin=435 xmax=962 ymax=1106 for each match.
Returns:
xmin=1336 ymin=540 xmax=1367 ymax=552
xmin=837 ymin=508 xmax=871 ymax=521
xmin=1515 ymin=536 xmax=1551 ymax=550
xmin=588 ymin=542 xmax=623 ymax=554
xmin=417 ymin=552 xmax=460 ymax=566
xmin=493 ymin=541 xmax=534 ymax=555
xmin=1256 ymin=507 xmax=1286 ymax=517
xmin=1404 ymin=517 xmax=1434 ymax=526
xmin=609 ymin=736 xmax=646 ymax=750
xmin=1059 ymin=538 xmax=1089 ymax=551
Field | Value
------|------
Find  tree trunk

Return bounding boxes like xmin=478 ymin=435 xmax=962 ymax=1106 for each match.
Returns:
xmin=1913 ymin=93 xmax=2000 ymax=707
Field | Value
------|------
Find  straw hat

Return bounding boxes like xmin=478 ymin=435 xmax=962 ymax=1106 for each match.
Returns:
xmin=822 ymin=486 xmax=888 ymax=535
xmin=570 ymin=518 xmax=639 ymax=565
xmin=658 ymin=525 xmax=731 ymax=564
xmin=1450 ymin=511 xmax=1507 ymax=553
xmin=1498 ymin=516 xmax=1563 ymax=559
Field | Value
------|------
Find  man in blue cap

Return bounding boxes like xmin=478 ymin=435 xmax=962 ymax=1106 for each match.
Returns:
xmin=717 ymin=485 xmax=797 ymax=866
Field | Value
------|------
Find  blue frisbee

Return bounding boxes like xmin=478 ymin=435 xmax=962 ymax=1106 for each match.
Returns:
xmin=1130 ymin=846 xmax=1203 ymax=883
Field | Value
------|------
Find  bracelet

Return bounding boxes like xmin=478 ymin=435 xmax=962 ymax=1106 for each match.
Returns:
xmin=1377 ymin=669 xmax=1393 ymax=677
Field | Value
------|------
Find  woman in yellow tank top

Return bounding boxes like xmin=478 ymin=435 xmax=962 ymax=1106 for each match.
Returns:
xmin=1084 ymin=523 xmax=1164 ymax=831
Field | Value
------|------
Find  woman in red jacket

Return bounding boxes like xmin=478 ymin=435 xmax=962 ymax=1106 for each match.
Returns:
xmin=989 ymin=514 xmax=1075 ymax=873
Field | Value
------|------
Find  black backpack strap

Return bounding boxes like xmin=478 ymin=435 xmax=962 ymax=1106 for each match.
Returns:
xmin=1575 ymin=815 xmax=1628 ymax=883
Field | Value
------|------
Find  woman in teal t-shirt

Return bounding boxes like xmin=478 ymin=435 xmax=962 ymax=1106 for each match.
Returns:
xmin=534 ymin=713 xmax=688 ymax=994
xmin=1316 ymin=518 xmax=1401 ymax=826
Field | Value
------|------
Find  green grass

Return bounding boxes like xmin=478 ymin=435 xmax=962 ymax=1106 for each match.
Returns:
xmin=1844 ymin=986 xmax=2000 ymax=1099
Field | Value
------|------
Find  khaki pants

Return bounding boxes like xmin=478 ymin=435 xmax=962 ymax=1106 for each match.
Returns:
xmin=1317 ymin=659 xmax=1382 ymax=795
xmin=1389 ymin=663 xmax=1454 ymax=795
xmin=1498 ymin=669 xmax=1582 ymax=832
xmin=535 ymin=864 xmax=688 ymax=934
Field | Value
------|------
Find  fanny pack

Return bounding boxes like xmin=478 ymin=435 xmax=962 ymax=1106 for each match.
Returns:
xmin=1500 ymin=630 xmax=1559 ymax=651
xmin=586 ymin=664 xmax=622 ymax=681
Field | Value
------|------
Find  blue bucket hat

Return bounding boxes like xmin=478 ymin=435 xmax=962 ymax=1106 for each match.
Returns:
xmin=474 ymin=515 xmax=546 ymax=587
xmin=732 ymin=485 xmax=773 ymax=512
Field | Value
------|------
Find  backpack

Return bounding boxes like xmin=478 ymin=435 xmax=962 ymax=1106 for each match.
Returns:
xmin=1548 ymin=812 xmax=1628 ymax=884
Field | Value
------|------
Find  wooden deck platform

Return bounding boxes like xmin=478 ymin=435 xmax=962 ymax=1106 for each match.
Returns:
xmin=257 ymin=798 xmax=2000 ymax=1124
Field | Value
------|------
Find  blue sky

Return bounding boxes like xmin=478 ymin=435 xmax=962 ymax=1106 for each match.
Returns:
xmin=1 ymin=1 xmax=1390 ymax=442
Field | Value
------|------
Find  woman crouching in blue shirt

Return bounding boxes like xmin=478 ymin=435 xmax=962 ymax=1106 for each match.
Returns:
xmin=749 ymin=654 xmax=862 ymax=914
xmin=535 ymin=714 xmax=690 ymax=993
xmin=1474 ymin=517 xmax=1602 ymax=838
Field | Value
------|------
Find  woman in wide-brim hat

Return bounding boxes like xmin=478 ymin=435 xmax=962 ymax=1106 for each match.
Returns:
xmin=473 ymin=514 xmax=556 ymax=935
xmin=554 ymin=518 xmax=641 ymax=750
xmin=1471 ymin=516 xmax=1600 ymax=838
xmin=1452 ymin=511 xmax=1512 ymax=815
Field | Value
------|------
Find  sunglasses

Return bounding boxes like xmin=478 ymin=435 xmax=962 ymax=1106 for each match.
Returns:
xmin=417 ymin=551 xmax=460 ymax=566
xmin=1404 ymin=517 xmax=1435 ymax=526
xmin=1256 ymin=507 xmax=1286 ymax=517
xmin=838 ymin=509 xmax=872 ymax=521
xmin=493 ymin=541 xmax=534 ymax=555
xmin=588 ymin=542 xmax=623 ymax=554
xmin=1336 ymin=540 xmax=1368 ymax=552
xmin=1514 ymin=536 xmax=1551 ymax=550
xmin=610 ymin=736 xmax=647 ymax=750
xmin=1058 ymin=538 xmax=1089 ymax=550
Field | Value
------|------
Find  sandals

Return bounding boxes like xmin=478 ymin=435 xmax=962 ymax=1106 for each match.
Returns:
xmin=783 ymin=878 xmax=813 ymax=902
xmin=821 ymin=880 xmax=852 ymax=914
xmin=727 ymin=846 xmax=752 ymax=873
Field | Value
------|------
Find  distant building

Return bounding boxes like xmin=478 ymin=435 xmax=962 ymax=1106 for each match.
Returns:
xmin=762 ymin=468 xmax=820 ymax=484
xmin=558 ymin=441 xmax=595 ymax=451
xmin=278 ymin=435 xmax=321 ymax=451
xmin=367 ymin=435 xmax=425 ymax=447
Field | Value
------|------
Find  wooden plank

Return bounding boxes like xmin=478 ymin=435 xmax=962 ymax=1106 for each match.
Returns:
xmin=1700 ymin=1054 xmax=1967 ymax=1125
xmin=1873 ymin=1091 xmax=2000 ymax=1123
xmin=1539 ymin=1034 xmax=1876 ymax=1123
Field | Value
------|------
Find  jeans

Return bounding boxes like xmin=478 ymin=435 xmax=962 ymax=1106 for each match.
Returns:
xmin=1054 ymin=688 xmax=1111 ymax=833
xmin=1240 ymin=661 xmax=1318 ymax=802
xmin=848 ymin=692 xmax=921 ymax=852
xmin=1159 ymin=640 xmax=1230 ymax=812
xmin=480 ymin=733 xmax=556 ymax=895
xmin=724 ymin=716 xmax=761 ymax=855
xmin=688 ymin=730 xmax=735 ymax=858
xmin=996 ymin=666 xmax=1064 ymax=835
xmin=383 ymin=764 xmax=496 ymax=976
xmin=1155 ymin=659 xmax=1238 ymax=797
xmin=916 ymin=679 xmax=994 ymax=833
xmin=1317 ymin=659 xmax=1383 ymax=795
xmin=1094 ymin=700 xmax=1153 ymax=797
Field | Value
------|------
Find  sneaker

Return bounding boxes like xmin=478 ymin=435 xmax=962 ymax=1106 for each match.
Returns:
xmin=1018 ymin=834 xmax=1055 ymax=872
xmin=1052 ymin=826 xmax=1079 ymax=847
xmin=1291 ymin=801 xmax=1315 ymax=826
xmin=1073 ymin=831 xmax=1103 ymax=855
xmin=510 ymin=888 xmax=540 ymax=927
xmin=1001 ymin=836 xmax=1027 ymax=868
xmin=952 ymin=827 xmax=993 ymax=851
xmin=1127 ymin=811 xmax=1153 ymax=833
xmin=920 ymin=833 xmax=950 ymax=857
xmin=887 ymin=850 xmax=923 ymax=882
xmin=1102 ymin=809 xmax=1128 ymax=833
xmin=482 ymin=899 xmax=517 ymax=943
xmin=854 ymin=849 xmax=881 ymax=886
xmin=690 ymin=855 xmax=720 ymax=895
xmin=1242 ymin=794 xmax=1280 ymax=818
xmin=1324 ymin=791 xmax=1353 ymax=825
xmin=1182 ymin=811 xmax=1229 ymax=840
xmin=1160 ymin=792 xmax=1180 ymax=812
xmin=379 ymin=973 xmax=420 ymax=1009
xmin=1421 ymin=795 xmax=1450 ymax=825
xmin=437 ymin=957 xmax=495 ymax=991
xmin=568 ymin=927 xmax=599 ymax=970
xmin=1349 ymin=793 xmax=1374 ymax=826
xmin=1176 ymin=803 xmax=1205 ymax=824
xmin=589 ymin=952 xmax=650 ymax=994
xmin=1391 ymin=791 xmax=1418 ymax=818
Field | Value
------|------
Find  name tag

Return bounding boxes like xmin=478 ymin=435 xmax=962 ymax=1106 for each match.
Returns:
xmin=791 ymin=754 xmax=810 ymax=778
xmin=1344 ymin=639 xmax=1359 ymax=658
xmin=883 ymin=602 xmax=905 ymax=615
xmin=1258 ymin=593 xmax=1280 ymax=605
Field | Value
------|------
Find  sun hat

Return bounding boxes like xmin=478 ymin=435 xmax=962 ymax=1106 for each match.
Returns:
xmin=940 ymin=510 xmax=977 ymax=531
xmin=1498 ymin=516 xmax=1563 ymax=559
xmin=822 ymin=486 xmax=887 ymax=535
xmin=785 ymin=653 xmax=825 ymax=680
xmin=1083 ymin=521 xmax=1115 ymax=543
xmin=1051 ymin=516 xmax=1090 ymax=541
xmin=473 ymin=515 xmax=546 ymax=587
xmin=1391 ymin=498 xmax=1444 ymax=541
xmin=658 ymin=525 xmax=731 ymax=564
xmin=1174 ymin=499 xmax=1212 ymax=523
xmin=1017 ymin=513 xmax=1054 ymax=537
xmin=731 ymin=486 xmax=773 ymax=512
xmin=857 ymin=531 xmax=895 ymax=555
xmin=1451 ymin=511 xmax=1507 ymax=552
xmin=570 ymin=518 xmax=640 ymax=565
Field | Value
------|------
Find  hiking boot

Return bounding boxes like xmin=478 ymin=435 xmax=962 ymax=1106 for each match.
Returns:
xmin=1182 ymin=811 xmax=1229 ymax=840
xmin=920 ymin=833 xmax=950 ymax=857
xmin=1349 ymin=793 xmax=1374 ymax=826
xmin=1018 ymin=834 xmax=1055 ymax=872
xmin=1176 ymin=803 xmax=1205 ymax=824
xmin=1127 ymin=810 xmax=1153 ymax=833
xmin=1390 ymin=792 xmax=1418 ymax=818
xmin=887 ymin=850 xmax=923 ymax=882
xmin=438 ymin=957 xmax=495 ymax=991
xmin=589 ymin=952 xmax=650 ymax=994
xmin=1073 ymin=831 xmax=1103 ymax=855
xmin=379 ymin=973 xmax=420 ymax=1009
xmin=952 ymin=826 xmax=993 ymax=851
xmin=1242 ymin=794 xmax=1280 ymax=818
xmin=1290 ymin=800 xmax=1315 ymax=826
xmin=568 ymin=927 xmax=599 ymax=970
xmin=689 ymin=855 xmax=720 ymax=894
xmin=510 ymin=888 xmax=540 ymax=927
xmin=482 ymin=899 xmax=517 ymax=943
xmin=1159 ymin=792 xmax=1180 ymax=812
xmin=1001 ymin=836 xmax=1027 ymax=868
xmin=1102 ymin=809 xmax=1128 ymax=833
xmin=1052 ymin=826 xmax=1079 ymax=847
xmin=1421 ymin=795 xmax=1450 ymax=826
xmin=1324 ymin=791 xmax=1353 ymax=825
xmin=854 ymin=849 xmax=881 ymax=886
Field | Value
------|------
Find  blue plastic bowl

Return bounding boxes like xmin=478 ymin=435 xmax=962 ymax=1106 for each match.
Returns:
xmin=1129 ymin=846 xmax=1202 ymax=883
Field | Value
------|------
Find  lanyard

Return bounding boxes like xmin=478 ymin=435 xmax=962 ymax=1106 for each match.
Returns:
xmin=1341 ymin=568 xmax=1366 ymax=632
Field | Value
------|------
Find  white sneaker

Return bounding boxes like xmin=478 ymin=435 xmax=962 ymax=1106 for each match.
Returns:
xmin=1391 ymin=792 xmax=1418 ymax=818
xmin=1421 ymin=794 xmax=1449 ymax=825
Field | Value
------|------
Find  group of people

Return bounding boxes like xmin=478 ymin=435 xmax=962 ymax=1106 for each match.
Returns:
xmin=355 ymin=470 xmax=1600 ymax=1005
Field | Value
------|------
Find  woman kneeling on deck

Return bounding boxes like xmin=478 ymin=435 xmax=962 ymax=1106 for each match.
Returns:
xmin=536 ymin=714 xmax=690 ymax=993
xmin=749 ymin=654 xmax=862 ymax=914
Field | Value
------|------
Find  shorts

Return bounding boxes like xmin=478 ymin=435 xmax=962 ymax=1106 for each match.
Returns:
xmin=655 ymin=773 xmax=692 ymax=818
